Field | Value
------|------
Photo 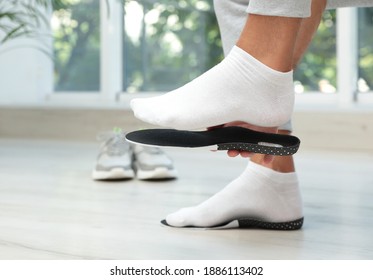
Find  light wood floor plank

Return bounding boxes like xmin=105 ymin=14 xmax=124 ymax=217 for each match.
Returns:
xmin=0 ymin=139 xmax=372 ymax=259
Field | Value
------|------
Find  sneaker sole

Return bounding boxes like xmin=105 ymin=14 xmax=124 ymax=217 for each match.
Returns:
xmin=136 ymin=167 xmax=178 ymax=180
xmin=92 ymin=168 xmax=135 ymax=180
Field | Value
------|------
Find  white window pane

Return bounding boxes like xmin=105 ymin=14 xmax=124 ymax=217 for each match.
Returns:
xmin=358 ymin=7 xmax=373 ymax=93
xmin=294 ymin=10 xmax=337 ymax=94
xmin=53 ymin=0 xmax=100 ymax=92
xmin=123 ymin=0 xmax=223 ymax=93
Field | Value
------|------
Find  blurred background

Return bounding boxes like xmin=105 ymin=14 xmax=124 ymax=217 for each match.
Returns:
xmin=0 ymin=0 xmax=372 ymax=149
xmin=1 ymin=1 xmax=372 ymax=95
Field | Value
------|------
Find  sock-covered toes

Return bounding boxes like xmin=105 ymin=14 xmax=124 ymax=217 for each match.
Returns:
xmin=164 ymin=161 xmax=303 ymax=228
xmin=131 ymin=46 xmax=295 ymax=130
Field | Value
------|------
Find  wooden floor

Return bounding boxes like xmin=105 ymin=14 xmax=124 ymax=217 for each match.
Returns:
xmin=0 ymin=138 xmax=372 ymax=260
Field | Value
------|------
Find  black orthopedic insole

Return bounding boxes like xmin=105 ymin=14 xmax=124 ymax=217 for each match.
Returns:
xmin=125 ymin=126 xmax=300 ymax=156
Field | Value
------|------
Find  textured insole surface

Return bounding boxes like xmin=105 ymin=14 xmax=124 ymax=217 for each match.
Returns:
xmin=125 ymin=127 xmax=300 ymax=156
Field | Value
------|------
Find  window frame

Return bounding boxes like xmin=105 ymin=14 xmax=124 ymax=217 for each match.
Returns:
xmin=47 ymin=3 xmax=373 ymax=108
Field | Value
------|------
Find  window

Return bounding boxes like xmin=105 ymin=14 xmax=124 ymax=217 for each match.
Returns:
xmin=294 ymin=10 xmax=337 ymax=93
xmin=358 ymin=7 xmax=373 ymax=93
xmin=52 ymin=0 xmax=100 ymax=92
xmin=123 ymin=0 xmax=223 ymax=93
xmin=48 ymin=2 xmax=372 ymax=105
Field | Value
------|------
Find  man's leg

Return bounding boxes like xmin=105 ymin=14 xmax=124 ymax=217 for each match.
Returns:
xmin=236 ymin=15 xmax=302 ymax=72
xmin=164 ymin=0 xmax=327 ymax=228
xmin=130 ymin=1 xmax=311 ymax=131
xmin=251 ymin=0 xmax=327 ymax=172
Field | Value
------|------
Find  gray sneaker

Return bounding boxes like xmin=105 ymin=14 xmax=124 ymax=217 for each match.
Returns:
xmin=132 ymin=144 xmax=177 ymax=180
xmin=92 ymin=131 xmax=135 ymax=180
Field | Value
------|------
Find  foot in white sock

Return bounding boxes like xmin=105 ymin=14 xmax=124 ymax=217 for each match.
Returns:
xmin=131 ymin=46 xmax=294 ymax=130
xmin=163 ymin=161 xmax=303 ymax=229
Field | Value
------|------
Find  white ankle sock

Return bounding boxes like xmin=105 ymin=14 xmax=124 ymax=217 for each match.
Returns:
xmin=165 ymin=161 xmax=303 ymax=228
xmin=131 ymin=46 xmax=294 ymax=130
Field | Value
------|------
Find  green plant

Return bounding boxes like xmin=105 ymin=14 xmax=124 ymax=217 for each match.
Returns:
xmin=0 ymin=0 xmax=65 ymax=45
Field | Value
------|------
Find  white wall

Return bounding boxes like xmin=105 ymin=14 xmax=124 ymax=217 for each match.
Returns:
xmin=0 ymin=39 xmax=53 ymax=105
xmin=0 ymin=2 xmax=53 ymax=105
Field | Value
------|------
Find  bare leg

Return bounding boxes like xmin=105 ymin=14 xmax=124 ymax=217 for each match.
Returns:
xmin=250 ymin=0 xmax=327 ymax=172
xmin=293 ymin=0 xmax=327 ymax=68
xmin=237 ymin=15 xmax=302 ymax=72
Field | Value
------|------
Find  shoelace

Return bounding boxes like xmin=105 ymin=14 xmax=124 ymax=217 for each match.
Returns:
xmin=97 ymin=131 xmax=129 ymax=156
